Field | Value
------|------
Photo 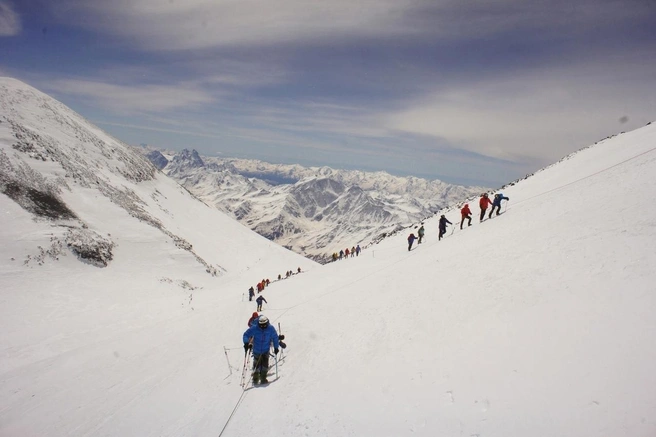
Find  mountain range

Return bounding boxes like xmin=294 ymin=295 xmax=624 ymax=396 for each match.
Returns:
xmin=142 ymin=148 xmax=485 ymax=262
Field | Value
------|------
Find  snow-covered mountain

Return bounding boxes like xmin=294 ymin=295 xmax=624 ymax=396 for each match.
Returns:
xmin=0 ymin=76 xmax=315 ymax=278
xmin=1 ymin=77 xmax=655 ymax=437
xmin=146 ymin=149 xmax=485 ymax=262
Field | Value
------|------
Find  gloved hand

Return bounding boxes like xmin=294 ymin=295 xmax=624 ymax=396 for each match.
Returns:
xmin=244 ymin=343 xmax=252 ymax=353
xmin=280 ymin=341 xmax=287 ymax=349
xmin=274 ymin=348 xmax=279 ymax=354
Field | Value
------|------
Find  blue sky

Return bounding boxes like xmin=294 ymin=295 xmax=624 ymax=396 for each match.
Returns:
xmin=1 ymin=0 xmax=655 ymax=187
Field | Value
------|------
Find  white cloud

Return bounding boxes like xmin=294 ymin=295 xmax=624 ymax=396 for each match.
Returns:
xmin=48 ymin=79 xmax=215 ymax=113
xmin=44 ymin=0 xmax=433 ymax=50
xmin=44 ymin=0 xmax=655 ymax=51
xmin=0 ymin=1 xmax=21 ymax=36
xmin=383 ymin=56 xmax=656 ymax=165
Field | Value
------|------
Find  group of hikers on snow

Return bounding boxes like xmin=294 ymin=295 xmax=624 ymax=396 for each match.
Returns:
xmin=248 ymin=267 xmax=304 ymax=302
xmin=248 ymin=280 xmax=268 ymax=301
xmin=407 ymin=224 xmax=426 ymax=250
xmin=241 ymin=267 xmax=306 ymax=386
xmin=243 ymin=313 xmax=286 ymax=385
xmin=282 ymin=268 xmax=301 ymax=279
xmin=248 ymin=286 xmax=268 ymax=310
xmin=332 ymin=244 xmax=361 ymax=261
xmin=408 ymin=193 xmax=509 ymax=249
xmin=478 ymin=192 xmax=509 ymax=221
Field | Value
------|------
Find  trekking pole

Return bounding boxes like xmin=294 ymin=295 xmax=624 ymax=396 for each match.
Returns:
xmin=270 ymin=352 xmax=279 ymax=379
xmin=278 ymin=322 xmax=284 ymax=361
xmin=240 ymin=349 xmax=251 ymax=388
xmin=503 ymin=200 xmax=509 ymax=213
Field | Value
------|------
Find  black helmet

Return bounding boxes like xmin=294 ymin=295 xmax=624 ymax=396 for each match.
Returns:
xmin=258 ymin=315 xmax=269 ymax=329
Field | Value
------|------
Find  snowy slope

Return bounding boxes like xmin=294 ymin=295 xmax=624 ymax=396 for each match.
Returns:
xmin=0 ymin=77 xmax=314 ymax=275
xmin=224 ymin=124 xmax=656 ymax=437
xmin=0 ymin=77 xmax=316 ymax=436
xmin=1 ymin=77 xmax=655 ymax=437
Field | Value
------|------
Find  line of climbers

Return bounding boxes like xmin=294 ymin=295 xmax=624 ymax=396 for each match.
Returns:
xmin=239 ymin=193 xmax=510 ymax=387
xmin=247 ymin=267 xmax=303 ymax=302
xmin=331 ymin=244 xmax=362 ymax=261
xmin=242 ymin=266 xmax=304 ymax=386
xmin=407 ymin=192 xmax=509 ymax=250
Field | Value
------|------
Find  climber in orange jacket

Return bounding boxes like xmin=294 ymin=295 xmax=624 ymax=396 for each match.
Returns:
xmin=460 ymin=203 xmax=472 ymax=229
xmin=479 ymin=193 xmax=493 ymax=222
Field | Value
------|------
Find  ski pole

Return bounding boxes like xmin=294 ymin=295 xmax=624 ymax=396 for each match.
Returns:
xmin=240 ymin=349 xmax=251 ymax=388
xmin=270 ymin=352 xmax=279 ymax=379
xmin=276 ymin=322 xmax=284 ymax=360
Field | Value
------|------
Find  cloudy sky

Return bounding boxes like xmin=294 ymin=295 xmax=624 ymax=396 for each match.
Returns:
xmin=1 ymin=0 xmax=655 ymax=186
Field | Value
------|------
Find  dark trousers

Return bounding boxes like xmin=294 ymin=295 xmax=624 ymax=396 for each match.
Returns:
xmin=408 ymin=241 xmax=414 ymax=251
xmin=253 ymin=353 xmax=270 ymax=379
xmin=489 ymin=205 xmax=500 ymax=218
xmin=438 ymin=228 xmax=446 ymax=240
xmin=418 ymin=234 xmax=423 ymax=244
xmin=460 ymin=215 xmax=471 ymax=229
xmin=479 ymin=209 xmax=487 ymax=221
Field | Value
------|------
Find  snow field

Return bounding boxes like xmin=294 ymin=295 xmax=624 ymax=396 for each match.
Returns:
xmin=1 ymin=76 xmax=654 ymax=437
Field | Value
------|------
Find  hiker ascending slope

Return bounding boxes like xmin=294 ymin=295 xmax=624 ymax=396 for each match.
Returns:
xmin=479 ymin=193 xmax=492 ymax=222
xmin=407 ymin=232 xmax=417 ymax=251
xmin=247 ymin=311 xmax=259 ymax=327
xmin=417 ymin=225 xmax=425 ymax=244
xmin=256 ymin=295 xmax=267 ymax=311
xmin=243 ymin=315 xmax=280 ymax=385
xmin=438 ymin=215 xmax=452 ymax=241
xmin=460 ymin=204 xmax=472 ymax=229
xmin=248 ymin=286 xmax=255 ymax=301
xmin=488 ymin=193 xmax=509 ymax=218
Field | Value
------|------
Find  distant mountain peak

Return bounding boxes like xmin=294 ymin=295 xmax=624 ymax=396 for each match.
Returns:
xmin=171 ymin=149 xmax=204 ymax=168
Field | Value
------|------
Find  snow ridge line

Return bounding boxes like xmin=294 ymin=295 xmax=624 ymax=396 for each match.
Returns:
xmin=509 ymin=146 xmax=656 ymax=208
